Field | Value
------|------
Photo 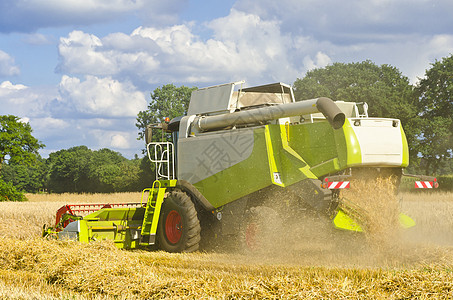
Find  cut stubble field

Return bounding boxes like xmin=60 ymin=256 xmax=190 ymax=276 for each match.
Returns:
xmin=1 ymin=191 xmax=453 ymax=299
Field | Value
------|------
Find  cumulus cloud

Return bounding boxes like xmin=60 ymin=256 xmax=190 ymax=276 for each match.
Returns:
xmin=303 ymin=52 xmax=332 ymax=71
xmin=0 ymin=51 xmax=20 ymax=77
xmin=57 ymin=31 xmax=116 ymax=75
xmin=0 ymin=78 xmax=145 ymax=158
xmin=87 ymin=129 xmax=139 ymax=152
xmin=226 ymin=0 xmax=453 ymax=83
xmin=33 ymin=117 xmax=69 ymax=130
xmin=110 ymin=134 xmax=130 ymax=149
xmin=0 ymin=81 xmax=53 ymax=117
xmin=0 ymin=81 xmax=27 ymax=92
xmin=29 ymin=117 xmax=70 ymax=142
xmin=56 ymin=10 xmax=311 ymax=86
xmin=55 ymin=5 xmax=453 ymax=88
xmin=0 ymin=0 xmax=186 ymax=33
xmin=0 ymin=81 xmax=68 ymax=152
xmin=56 ymin=31 xmax=160 ymax=79
xmin=58 ymin=75 xmax=147 ymax=117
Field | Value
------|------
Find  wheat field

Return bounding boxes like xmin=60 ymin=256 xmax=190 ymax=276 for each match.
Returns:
xmin=1 ymin=190 xmax=453 ymax=299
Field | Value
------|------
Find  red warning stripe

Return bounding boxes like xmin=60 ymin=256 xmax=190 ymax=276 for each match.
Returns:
xmin=415 ymin=181 xmax=433 ymax=188
xmin=327 ymin=181 xmax=350 ymax=189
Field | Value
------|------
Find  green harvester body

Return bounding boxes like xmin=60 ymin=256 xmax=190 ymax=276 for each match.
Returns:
xmin=44 ymin=81 xmax=436 ymax=252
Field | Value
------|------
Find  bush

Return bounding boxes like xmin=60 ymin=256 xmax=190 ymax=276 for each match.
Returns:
xmin=438 ymin=175 xmax=453 ymax=192
xmin=399 ymin=176 xmax=414 ymax=192
xmin=0 ymin=179 xmax=26 ymax=202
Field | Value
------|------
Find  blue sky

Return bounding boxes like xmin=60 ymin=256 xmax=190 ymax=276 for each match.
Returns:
xmin=1 ymin=0 xmax=452 ymax=159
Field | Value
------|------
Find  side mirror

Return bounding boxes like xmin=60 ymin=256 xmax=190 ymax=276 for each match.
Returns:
xmin=145 ymin=125 xmax=153 ymax=144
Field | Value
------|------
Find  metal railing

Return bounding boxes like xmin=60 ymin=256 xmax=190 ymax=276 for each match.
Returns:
xmin=147 ymin=142 xmax=175 ymax=180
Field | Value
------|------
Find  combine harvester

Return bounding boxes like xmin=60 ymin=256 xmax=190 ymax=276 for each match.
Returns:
xmin=44 ymin=81 xmax=438 ymax=252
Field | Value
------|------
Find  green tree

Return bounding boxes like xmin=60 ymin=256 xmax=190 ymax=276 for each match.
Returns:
xmin=46 ymin=146 xmax=144 ymax=193
xmin=1 ymin=157 xmax=47 ymax=192
xmin=90 ymin=148 xmax=130 ymax=192
xmin=293 ymin=61 xmax=420 ymax=165
xmin=111 ymin=159 xmax=142 ymax=192
xmin=415 ymin=54 xmax=453 ymax=175
xmin=136 ymin=84 xmax=197 ymax=142
xmin=137 ymin=155 xmax=155 ymax=189
xmin=46 ymin=146 xmax=92 ymax=193
xmin=0 ymin=180 xmax=25 ymax=201
xmin=0 ymin=115 xmax=44 ymax=174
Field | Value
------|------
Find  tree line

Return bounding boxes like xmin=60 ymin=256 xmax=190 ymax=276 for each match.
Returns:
xmin=1 ymin=146 xmax=154 ymax=195
xmin=1 ymin=55 xmax=452 ymax=199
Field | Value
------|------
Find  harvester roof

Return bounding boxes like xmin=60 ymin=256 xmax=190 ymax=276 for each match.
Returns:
xmin=187 ymin=81 xmax=295 ymax=116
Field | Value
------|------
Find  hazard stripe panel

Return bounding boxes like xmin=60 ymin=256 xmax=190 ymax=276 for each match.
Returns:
xmin=415 ymin=181 xmax=433 ymax=188
xmin=327 ymin=181 xmax=350 ymax=189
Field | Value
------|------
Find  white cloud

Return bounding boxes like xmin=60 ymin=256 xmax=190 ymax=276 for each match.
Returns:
xmin=0 ymin=76 xmax=146 ymax=158
xmin=57 ymin=30 xmax=161 ymax=82
xmin=0 ymin=81 xmax=27 ymax=92
xmin=52 ymin=6 xmax=449 ymax=89
xmin=0 ymin=51 xmax=20 ymax=77
xmin=34 ymin=116 xmax=143 ymax=156
xmin=426 ymin=35 xmax=453 ymax=58
xmin=29 ymin=117 xmax=70 ymax=143
xmin=57 ymin=31 xmax=116 ymax=75
xmin=23 ymin=33 xmax=53 ymax=45
xmin=111 ymin=134 xmax=130 ymax=149
xmin=0 ymin=81 xmax=52 ymax=116
xmin=303 ymin=52 xmax=332 ymax=71
xmin=58 ymin=75 xmax=147 ymax=117
xmin=19 ymin=117 xmax=29 ymax=124
xmin=52 ymin=5 xmax=449 ymax=90
xmin=34 ymin=117 xmax=69 ymax=129
xmin=56 ymin=10 xmax=307 ymax=86
xmin=404 ymin=34 xmax=453 ymax=83
xmin=88 ymin=129 xmax=139 ymax=151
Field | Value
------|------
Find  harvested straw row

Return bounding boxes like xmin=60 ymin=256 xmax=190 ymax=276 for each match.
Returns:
xmin=1 ymin=237 xmax=453 ymax=299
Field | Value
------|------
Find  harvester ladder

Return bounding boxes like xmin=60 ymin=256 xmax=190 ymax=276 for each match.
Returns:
xmin=139 ymin=180 xmax=177 ymax=246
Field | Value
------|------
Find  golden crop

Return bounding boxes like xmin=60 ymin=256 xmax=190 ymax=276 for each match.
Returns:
xmin=1 ymin=191 xmax=453 ymax=299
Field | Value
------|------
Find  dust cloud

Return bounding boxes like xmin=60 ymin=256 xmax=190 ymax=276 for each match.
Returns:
xmin=230 ymin=177 xmax=453 ymax=269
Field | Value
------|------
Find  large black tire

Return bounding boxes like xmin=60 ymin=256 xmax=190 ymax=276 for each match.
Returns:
xmin=238 ymin=206 xmax=282 ymax=254
xmin=157 ymin=191 xmax=201 ymax=253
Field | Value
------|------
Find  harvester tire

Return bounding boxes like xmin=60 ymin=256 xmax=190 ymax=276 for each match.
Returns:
xmin=157 ymin=191 xmax=201 ymax=253
xmin=239 ymin=206 xmax=282 ymax=254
